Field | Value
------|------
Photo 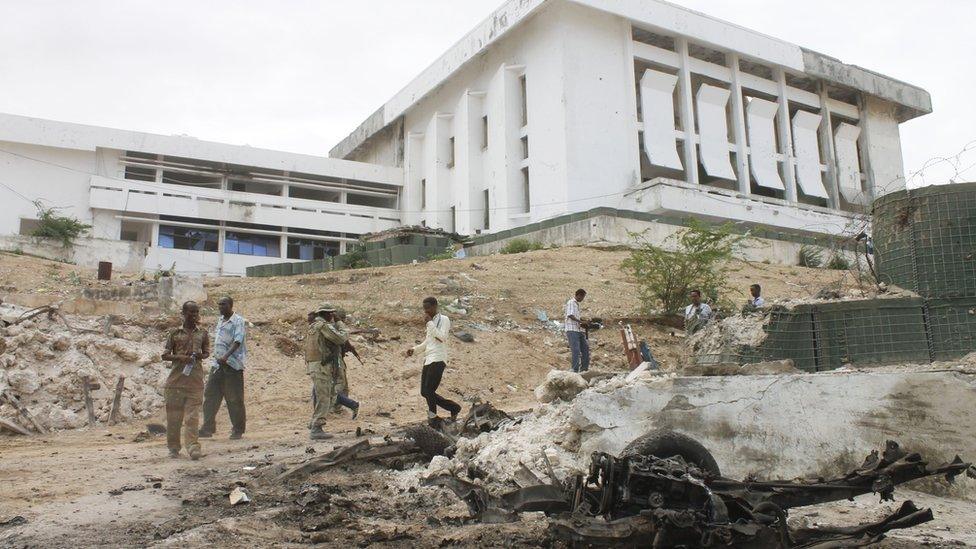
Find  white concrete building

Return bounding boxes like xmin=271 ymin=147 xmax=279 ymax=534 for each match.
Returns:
xmin=332 ymin=0 xmax=930 ymax=240
xmin=0 ymin=114 xmax=402 ymax=275
xmin=0 ymin=0 xmax=932 ymax=275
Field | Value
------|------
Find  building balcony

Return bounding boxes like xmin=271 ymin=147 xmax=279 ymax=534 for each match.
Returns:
xmin=88 ymin=175 xmax=402 ymax=235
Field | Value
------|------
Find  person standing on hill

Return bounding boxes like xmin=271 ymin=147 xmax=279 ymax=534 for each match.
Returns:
xmin=685 ymin=289 xmax=713 ymax=334
xmin=161 ymin=301 xmax=210 ymax=460
xmin=565 ymin=289 xmax=590 ymax=373
xmin=199 ymin=296 xmax=247 ymax=440
xmin=406 ymin=297 xmax=461 ymax=422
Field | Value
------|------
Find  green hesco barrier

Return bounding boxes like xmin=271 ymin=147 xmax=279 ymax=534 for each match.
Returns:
xmin=874 ymin=182 xmax=976 ymax=298
xmin=744 ymin=298 xmax=929 ymax=372
xmin=928 ymin=297 xmax=976 ymax=361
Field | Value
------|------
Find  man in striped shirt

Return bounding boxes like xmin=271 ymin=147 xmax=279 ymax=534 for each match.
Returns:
xmin=565 ymin=289 xmax=590 ymax=373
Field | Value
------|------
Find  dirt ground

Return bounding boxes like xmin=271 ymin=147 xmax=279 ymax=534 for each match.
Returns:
xmin=2 ymin=248 xmax=973 ymax=547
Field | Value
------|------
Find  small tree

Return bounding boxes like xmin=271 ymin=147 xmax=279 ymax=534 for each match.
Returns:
xmin=621 ymin=220 xmax=747 ymax=316
xmin=31 ymin=201 xmax=91 ymax=247
xmin=342 ymin=242 xmax=370 ymax=269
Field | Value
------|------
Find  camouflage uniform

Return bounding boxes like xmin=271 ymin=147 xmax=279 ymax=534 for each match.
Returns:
xmin=304 ymin=305 xmax=348 ymax=432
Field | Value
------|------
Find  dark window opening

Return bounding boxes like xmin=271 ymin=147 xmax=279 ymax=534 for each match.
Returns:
xmin=158 ymin=225 xmax=218 ymax=252
xmin=124 ymin=166 xmax=156 ymax=182
xmin=287 ymin=237 xmax=339 ymax=260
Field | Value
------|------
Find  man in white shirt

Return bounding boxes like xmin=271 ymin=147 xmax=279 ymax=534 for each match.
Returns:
xmin=565 ymin=289 xmax=590 ymax=373
xmin=684 ymin=289 xmax=713 ymax=335
xmin=747 ymin=284 xmax=765 ymax=308
xmin=406 ymin=297 xmax=462 ymax=420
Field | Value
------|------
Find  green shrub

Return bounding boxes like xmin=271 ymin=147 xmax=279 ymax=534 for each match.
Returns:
xmin=798 ymin=245 xmax=824 ymax=268
xmin=342 ymin=243 xmax=370 ymax=269
xmin=500 ymin=239 xmax=544 ymax=254
xmin=621 ymin=219 xmax=747 ymax=316
xmin=827 ymin=254 xmax=851 ymax=270
xmin=425 ymin=246 xmax=455 ymax=261
xmin=30 ymin=201 xmax=91 ymax=247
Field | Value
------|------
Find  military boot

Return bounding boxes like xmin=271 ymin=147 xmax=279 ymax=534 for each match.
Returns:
xmin=309 ymin=426 xmax=334 ymax=440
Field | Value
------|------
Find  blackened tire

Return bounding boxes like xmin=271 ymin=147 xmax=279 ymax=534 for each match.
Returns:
xmin=404 ymin=424 xmax=453 ymax=458
xmin=621 ymin=429 xmax=722 ymax=477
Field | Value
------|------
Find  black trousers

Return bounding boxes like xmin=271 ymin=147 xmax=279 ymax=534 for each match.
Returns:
xmin=201 ymin=364 xmax=246 ymax=435
xmin=420 ymin=361 xmax=461 ymax=415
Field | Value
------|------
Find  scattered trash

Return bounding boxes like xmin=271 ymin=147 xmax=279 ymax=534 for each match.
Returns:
xmin=452 ymin=330 xmax=475 ymax=343
xmin=229 ymin=486 xmax=251 ymax=506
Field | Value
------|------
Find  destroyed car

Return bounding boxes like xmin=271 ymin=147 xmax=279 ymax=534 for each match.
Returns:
xmin=430 ymin=429 xmax=974 ymax=548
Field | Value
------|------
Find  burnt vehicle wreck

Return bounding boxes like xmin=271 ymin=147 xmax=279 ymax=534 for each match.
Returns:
xmin=429 ymin=430 xmax=975 ymax=547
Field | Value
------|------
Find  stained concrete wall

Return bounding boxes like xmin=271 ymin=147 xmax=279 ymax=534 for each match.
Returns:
xmin=466 ymin=213 xmax=851 ymax=267
xmin=570 ymin=370 xmax=976 ymax=481
xmin=0 ymin=235 xmax=147 ymax=272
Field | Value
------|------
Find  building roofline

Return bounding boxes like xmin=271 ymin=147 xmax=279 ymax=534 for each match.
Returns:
xmin=330 ymin=0 xmax=931 ymax=160
xmin=0 ymin=112 xmax=402 ymax=186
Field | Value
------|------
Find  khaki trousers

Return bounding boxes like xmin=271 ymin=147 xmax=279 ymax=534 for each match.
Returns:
xmin=165 ymin=387 xmax=202 ymax=454
xmin=308 ymin=361 xmax=336 ymax=429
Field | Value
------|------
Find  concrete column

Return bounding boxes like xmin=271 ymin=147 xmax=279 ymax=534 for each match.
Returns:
xmin=775 ymin=69 xmax=798 ymax=202
xmin=728 ymin=53 xmax=750 ymax=195
xmin=817 ymin=84 xmax=841 ymax=209
xmin=675 ymin=38 xmax=699 ymax=186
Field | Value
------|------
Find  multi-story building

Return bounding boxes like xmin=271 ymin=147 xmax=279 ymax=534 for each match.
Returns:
xmin=0 ymin=114 xmax=402 ymax=275
xmin=333 ymin=0 xmax=929 ymax=239
xmin=0 ymin=0 xmax=932 ymax=275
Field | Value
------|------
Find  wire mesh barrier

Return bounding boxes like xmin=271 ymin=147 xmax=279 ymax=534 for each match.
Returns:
xmin=694 ymin=182 xmax=976 ymax=371
xmin=874 ymin=181 xmax=976 ymax=298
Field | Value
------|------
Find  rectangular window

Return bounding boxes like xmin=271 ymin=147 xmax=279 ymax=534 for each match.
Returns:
xmin=124 ymin=165 xmax=156 ymax=182
xmin=519 ymin=74 xmax=528 ymax=127
xmin=521 ymin=136 xmax=529 ymax=160
xmin=347 ymin=193 xmax=396 ymax=209
xmin=286 ymin=237 xmax=340 ymax=260
xmin=521 ymin=167 xmax=530 ymax=214
xmin=228 ymin=179 xmax=281 ymax=196
xmin=421 ymin=179 xmax=427 ymax=209
xmin=225 ymin=231 xmax=280 ymax=257
xmin=158 ymin=225 xmax=218 ymax=252
xmin=450 ymin=206 xmax=456 ymax=233
xmin=162 ymin=170 xmax=221 ymax=189
xmin=483 ymin=189 xmax=490 ymax=230
xmin=447 ymin=137 xmax=456 ymax=168
xmin=481 ymin=115 xmax=489 ymax=150
xmin=289 ymin=185 xmax=340 ymax=203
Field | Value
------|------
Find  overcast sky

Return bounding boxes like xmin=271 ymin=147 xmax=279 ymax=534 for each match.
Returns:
xmin=1 ymin=0 xmax=973 ymax=186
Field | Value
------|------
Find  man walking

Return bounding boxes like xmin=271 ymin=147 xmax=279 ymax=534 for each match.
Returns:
xmin=406 ymin=297 xmax=461 ymax=421
xmin=199 ymin=296 xmax=246 ymax=440
xmin=685 ymin=289 xmax=713 ymax=334
xmin=304 ymin=303 xmax=348 ymax=440
xmin=565 ymin=289 xmax=590 ymax=373
xmin=332 ymin=307 xmax=360 ymax=419
xmin=161 ymin=301 xmax=210 ymax=460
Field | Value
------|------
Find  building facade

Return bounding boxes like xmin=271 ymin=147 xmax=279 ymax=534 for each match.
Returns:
xmin=0 ymin=0 xmax=931 ymax=275
xmin=333 ymin=0 xmax=930 ymax=240
xmin=0 ymin=114 xmax=402 ymax=275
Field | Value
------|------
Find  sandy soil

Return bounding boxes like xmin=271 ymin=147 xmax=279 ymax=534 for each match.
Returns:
xmin=3 ymin=247 xmax=971 ymax=547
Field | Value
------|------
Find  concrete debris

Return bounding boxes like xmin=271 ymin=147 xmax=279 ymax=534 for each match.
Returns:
xmin=0 ymin=316 xmax=168 ymax=430
xmin=452 ymin=330 xmax=474 ymax=343
xmin=534 ymin=370 xmax=588 ymax=403
xmin=229 ymin=487 xmax=251 ymax=506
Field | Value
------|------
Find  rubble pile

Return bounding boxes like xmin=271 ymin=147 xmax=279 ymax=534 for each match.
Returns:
xmin=0 ymin=316 xmax=168 ymax=430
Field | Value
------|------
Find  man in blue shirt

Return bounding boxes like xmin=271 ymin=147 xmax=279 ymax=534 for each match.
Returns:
xmin=199 ymin=296 xmax=247 ymax=439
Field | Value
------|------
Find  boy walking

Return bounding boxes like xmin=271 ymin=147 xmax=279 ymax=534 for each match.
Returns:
xmin=406 ymin=297 xmax=461 ymax=421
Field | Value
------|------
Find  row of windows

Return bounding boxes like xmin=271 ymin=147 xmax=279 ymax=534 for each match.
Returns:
xmin=157 ymin=225 xmax=344 ymax=259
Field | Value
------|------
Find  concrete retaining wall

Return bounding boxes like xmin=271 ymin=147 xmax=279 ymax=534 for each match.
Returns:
xmin=0 ymin=235 xmax=147 ymax=272
xmin=467 ymin=213 xmax=852 ymax=266
xmin=571 ymin=370 xmax=976 ymax=481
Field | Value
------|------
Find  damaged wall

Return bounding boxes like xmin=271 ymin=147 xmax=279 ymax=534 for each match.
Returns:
xmin=570 ymin=370 xmax=976 ymax=481
xmin=0 ymin=235 xmax=147 ymax=272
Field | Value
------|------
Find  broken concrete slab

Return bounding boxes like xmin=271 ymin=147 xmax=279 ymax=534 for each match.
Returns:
xmin=569 ymin=370 xmax=976 ymax=482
